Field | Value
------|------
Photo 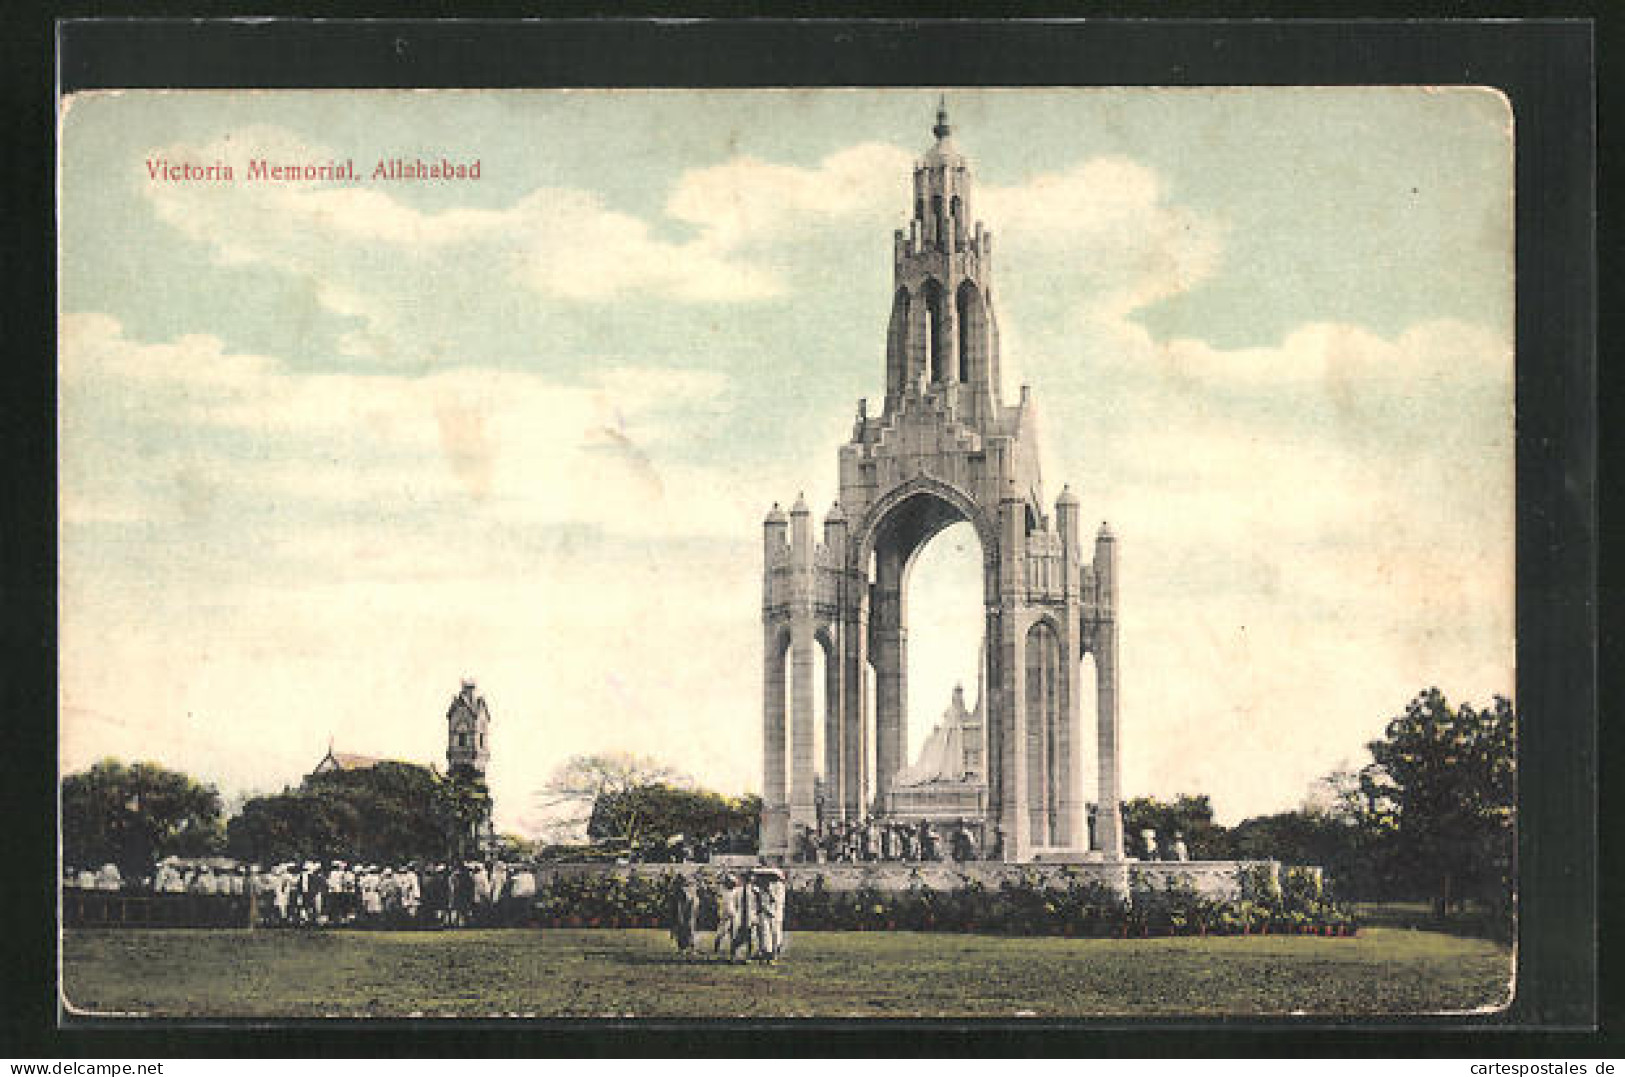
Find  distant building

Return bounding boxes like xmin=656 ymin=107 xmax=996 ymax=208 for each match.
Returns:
xmin=310 ymin=747 xmax=404 ymax=776
xmin=446 ymin=679 xmax=496 ymax=854
xmin=445 ymin=678 xmax=492 ymax=777
xmin=305 ymin=678 xmax=497 ymax=855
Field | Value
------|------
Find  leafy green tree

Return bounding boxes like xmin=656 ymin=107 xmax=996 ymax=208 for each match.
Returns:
xmin=1223 ymin=808 xmax=1377 ymax=898
xmin=62 ymin=759 xmax=224 ymax=875
xmin=588 ymin=783 xmax=760 ymax=850
xmin=225 ymin=790 xmax=363 ymax=864
xmin=1119 ymin=794 xmax=1227 ymax=859
xmin=534 ymin=753 xmax=681 ymax=850
xmin=1360 ymin=688 xmax=1515 ymax=916
xmin=437 ymin=768 xmax=495 ymax=860
xmin=226 ymin=762 xmax=491 ymax=864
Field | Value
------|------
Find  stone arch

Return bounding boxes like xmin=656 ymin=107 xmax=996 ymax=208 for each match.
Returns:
xmin=852 ymin=475 xmax=998 ymax=582
xmin=851 ymin=477 xmax=998 ymax=812
xmin=761 ymin=623 xmax=794 ymax=850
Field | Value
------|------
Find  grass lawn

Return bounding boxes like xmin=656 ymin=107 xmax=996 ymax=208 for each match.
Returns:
xmin=62 ymin=927 xmax=1513 ymax=1019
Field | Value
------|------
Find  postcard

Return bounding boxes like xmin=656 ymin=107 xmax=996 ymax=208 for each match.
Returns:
xmin=58 ymin=85 xmax=1516 ymax=1020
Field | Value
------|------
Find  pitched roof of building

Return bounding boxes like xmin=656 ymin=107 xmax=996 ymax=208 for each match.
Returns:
xmin=312 ymin=747 xmax=425 ymax=775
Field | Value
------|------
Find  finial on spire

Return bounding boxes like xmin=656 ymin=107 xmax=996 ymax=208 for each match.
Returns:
xmin=933 ymin=95 xmax=952 ymax=140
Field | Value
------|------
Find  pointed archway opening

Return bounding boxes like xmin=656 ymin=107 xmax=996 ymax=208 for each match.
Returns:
xmin=904 ymin=521 xmax=982 ymax=760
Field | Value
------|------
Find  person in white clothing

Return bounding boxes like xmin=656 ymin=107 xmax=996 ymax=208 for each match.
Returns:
xmin=399 ymin=866 xmax=421 ymax=923
xmin=360 ymin=867 xmax=383 ymax=918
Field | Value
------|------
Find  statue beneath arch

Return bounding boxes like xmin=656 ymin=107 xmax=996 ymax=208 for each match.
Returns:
xmin=760 ymin=103 xmax=1122 ymax=864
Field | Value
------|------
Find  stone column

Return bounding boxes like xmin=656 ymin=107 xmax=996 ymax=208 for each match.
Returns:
xmin=789 ymin=618 xmax=817 ymax=833
xmin=1055 ymin=488 xmax=1085 ymax=850
xmin=822 ymin=629 xmax=842 ymax=824
xmin=1093 ymin=621 xmax=1123 ymax=859
xmin=1093 ymin=523 xmax=1124 ymax=860
xmin=1025 ymin=625 xmax=1051 ymax=848
xmin=981 ymin=605 xmax=1003 ymax=843
xmin=822 ymin=507 xmax=849 ymax=823
xmin=872 ymin=546 xmax=906 ymax=812
xmin=1056 ymin=612 xmax=1085 ymax=850
xmin=843 ymin=603 xmax=868 ymax=820
xmin=761 ymin=623 xmax=789 ymax=857
xmin=994 ymin=611 xmax=1029 ymax=861
xmin=993 ymin=483 xmax=1032 ymax=860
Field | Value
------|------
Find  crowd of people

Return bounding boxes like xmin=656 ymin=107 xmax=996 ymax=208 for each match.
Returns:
xmin=669 ymin=868 xmax=787 ymax=964
xmin=793 ymin=817 xmax=983 ymax=864
xmin=64 ymin=857 xmax=543 ymax=928
xmin=246 ymin=859 xmax=542 ymax=927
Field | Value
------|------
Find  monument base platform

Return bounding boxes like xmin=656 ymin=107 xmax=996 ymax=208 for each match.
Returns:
xmin=1028 ymin=847 xmax=1107 ymax=863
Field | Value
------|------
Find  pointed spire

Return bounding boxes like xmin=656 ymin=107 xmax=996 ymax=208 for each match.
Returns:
xmin=933 ymin=95 xmax=952 ymax=140
xmin=791 ymin=491 xmax=810 ymax=515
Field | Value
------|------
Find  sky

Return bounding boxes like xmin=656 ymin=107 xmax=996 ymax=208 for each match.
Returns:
xmin=57 ymin=88 xmax=1515 ymax=833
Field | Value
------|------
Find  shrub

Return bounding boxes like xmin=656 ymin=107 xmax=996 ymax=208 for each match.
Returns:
xmin=521 ymin=866 xmax=1357 ymax=937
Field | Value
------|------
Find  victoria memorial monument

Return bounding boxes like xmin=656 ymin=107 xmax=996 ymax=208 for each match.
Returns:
xmin=760 ymin=105 xmax=1123 ymax=865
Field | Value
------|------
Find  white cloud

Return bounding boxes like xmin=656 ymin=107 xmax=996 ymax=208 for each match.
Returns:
xmin=666 ymin=142 xmax=913 ymax=246
xmin=59 ymin=313 xmax=750 ymax=541
xmin=1136 ymin=318 xmax=1512 ymax=391
xmin=981 ymin=156 xmax=1227 ymax=318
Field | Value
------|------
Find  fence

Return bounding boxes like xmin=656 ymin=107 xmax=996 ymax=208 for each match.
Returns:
xmin=63 ymin=888 xmax=252 ymax=929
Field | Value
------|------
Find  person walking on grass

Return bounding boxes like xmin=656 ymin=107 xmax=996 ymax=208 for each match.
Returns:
xmin=751 ymin=868 xmax=786 ymax=963
xmin=713 ymin=873 xmax=748 ymax=962
xmin=670 ymin=873 xmax=700 ymax=955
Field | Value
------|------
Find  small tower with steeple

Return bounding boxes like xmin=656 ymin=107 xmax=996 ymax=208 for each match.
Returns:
xmin=885 ymin=97 xmax=1003 ymax=422
xmin=445 ymin=678 xmax=491 ymax=777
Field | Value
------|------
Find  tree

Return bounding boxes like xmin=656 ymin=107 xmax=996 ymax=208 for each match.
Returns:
xmin=437 ymin=768 xmax=495 ymax=860
xmin=1360 ymin=688 xmax=1515 ymax=916
xmin=226 ymin=762 xmax=492 ymax=864
xmin=534 ymin=752 xmax=682 ymax=851
xmin=1223 ymin=809 xmax=1376 ymax=899
xmin=588 ymin=783 xmax=761 ymax=851
xmin=62 ymin=759 xmax=224 ymax=875
xmin=1119 ymin=794 xmax=1227 ymax=859
xmin=225 ymin=790 xmax=363 ymax=864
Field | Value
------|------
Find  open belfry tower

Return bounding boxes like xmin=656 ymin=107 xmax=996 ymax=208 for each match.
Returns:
xmin=760 ymin=102 xmax=1123 ymax=863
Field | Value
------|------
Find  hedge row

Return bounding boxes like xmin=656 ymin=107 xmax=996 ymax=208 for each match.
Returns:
xmin=524 ymin=865 xmax=1359 ymax=937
